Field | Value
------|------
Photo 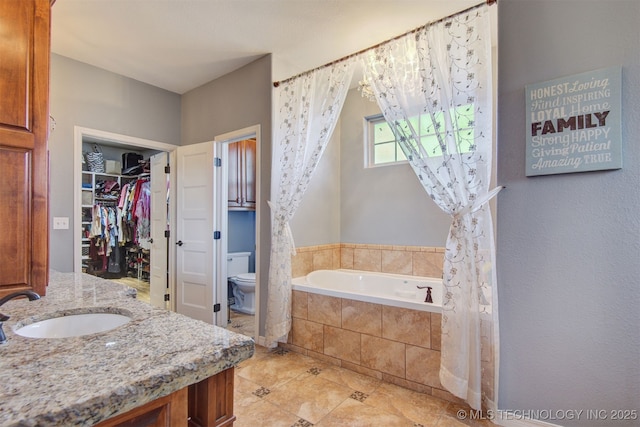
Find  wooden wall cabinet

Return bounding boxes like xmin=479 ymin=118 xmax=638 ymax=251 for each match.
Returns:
xmin=228 ymin=139 xmax=256 ymax=211
xmin=0 ymin=0 xmax=51 ymax=298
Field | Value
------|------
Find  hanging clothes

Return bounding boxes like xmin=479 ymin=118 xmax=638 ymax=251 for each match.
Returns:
xmin=87 ymin=175 xmax=151 ymax=278
xmin=88 ymin=202 xmax=119 ymax=273
xmin=134 ymin=180 xmax=151 ymax=249
xmin=117 ymin=177 xmax=151 ymax=246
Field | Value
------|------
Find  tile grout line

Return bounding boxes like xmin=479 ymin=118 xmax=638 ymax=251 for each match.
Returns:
xmin=236 ymin=346 xmax=463 ymax=427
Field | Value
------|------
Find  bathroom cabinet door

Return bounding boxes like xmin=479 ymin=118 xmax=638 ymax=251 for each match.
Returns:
xmin=228 ymin=139 xmax=256 ymax=210
xmin=94 ymin=368 xmax=235 ymax=427
xmin=188 ymin=367 xmax=236 ymax=427
xmin=227 ymin=141 xmax=241 ymax=208
xmin=94 ymin=387 xmax=188 ymax=427
xmin=241 ymin=138 xmax=256 ymax=209
xmin=0 ymin=0 xmax=51 ymax=298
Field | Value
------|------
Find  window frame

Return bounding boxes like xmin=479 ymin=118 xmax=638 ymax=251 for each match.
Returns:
xmin=364 ymin=106 xmax=476 ymax=168
xmin=364 ymin=114 xmax=408 ymax=168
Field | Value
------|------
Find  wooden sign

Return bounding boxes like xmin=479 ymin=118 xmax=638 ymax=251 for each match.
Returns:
xmin=525 ymin=67 xmax=622 ymax=176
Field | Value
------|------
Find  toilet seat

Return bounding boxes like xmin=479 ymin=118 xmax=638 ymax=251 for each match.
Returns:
xmin=233 ymin=273 xmax=255 ymax=284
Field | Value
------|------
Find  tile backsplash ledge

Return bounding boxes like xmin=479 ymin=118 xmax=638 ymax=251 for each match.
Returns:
xmin=291 ymin=243 xmax=445 ymax=279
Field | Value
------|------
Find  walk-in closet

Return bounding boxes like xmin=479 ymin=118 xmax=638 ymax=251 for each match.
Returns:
xmin=80 ymin=140 xmax=167 ymax=303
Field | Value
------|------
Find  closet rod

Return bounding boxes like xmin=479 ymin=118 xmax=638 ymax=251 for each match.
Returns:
xmin=273 ymin=0 xmax=496 ymax=88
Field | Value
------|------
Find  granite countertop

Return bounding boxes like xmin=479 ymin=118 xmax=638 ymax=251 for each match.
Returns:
xmin=0 ymin=271 xmax=255 ymax=427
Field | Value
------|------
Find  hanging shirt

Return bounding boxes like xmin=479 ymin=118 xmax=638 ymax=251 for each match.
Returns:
xmin=108 ymin=207 xmax=118 ymax=248
xmin=118 ymin=182 xmax=129 ymax=209
xmin=90 ymin=205 xmax=102 ymax=238
xmin=135 ymin=180 xmax=151 ymax=248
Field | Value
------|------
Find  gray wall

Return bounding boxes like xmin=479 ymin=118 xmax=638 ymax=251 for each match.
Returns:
xmin=291 ymin=89 xmax=451 ymax=247
xmin=291 ymin=87 xmax=452 ymax=249
xmin=181 ymin=55 xmax=272 ymax=144
xmin=340 ymin=88 xmax=450 ymax=247
xmin=181 ymin=55 xmax=272 ymax=336
xmin=497 ymin=1 xmax=640 ymax=424
xmin=228 ymin=211 xmax=256 ymax=273
xmin=49 ymin=54 xmax=181 ymax=272
xmin=290 ymin=125 xmax=342 ymax=247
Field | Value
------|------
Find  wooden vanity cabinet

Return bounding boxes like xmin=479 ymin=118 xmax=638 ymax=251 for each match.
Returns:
xmin=94 ymin=387 xmax=188 ymax=427
xmin=0 ymin=0 xmax=52 ymax=298
xmin=95 ymin=368 xmax=236 ymax=427
xmin=228 ymin=139 xmax=256 ymax=210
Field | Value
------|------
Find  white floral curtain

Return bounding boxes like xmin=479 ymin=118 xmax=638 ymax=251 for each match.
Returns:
xmin=266 ymin=60 xmax=356 ymax=347
xmin=361 ymin=5 xmax=499 ymax=411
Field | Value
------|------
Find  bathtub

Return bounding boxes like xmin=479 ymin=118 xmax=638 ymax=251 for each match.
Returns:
xmin=292 ymin=269 xmax=442 ymax=313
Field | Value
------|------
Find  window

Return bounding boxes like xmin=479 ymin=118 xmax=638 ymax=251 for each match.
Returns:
xmin=365 ymin=114 xmax=407 ymax=166
xmin=365 ymin=105 xmax=475 ymax=167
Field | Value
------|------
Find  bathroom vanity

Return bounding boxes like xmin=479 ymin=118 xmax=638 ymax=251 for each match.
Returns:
xmin=0 ymin=271 xmax=254 ymax=426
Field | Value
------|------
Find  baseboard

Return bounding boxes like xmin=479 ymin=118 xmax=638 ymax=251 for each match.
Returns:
xmin=493 ymin=411 xmax=564 ymax=427
xmin=254 ymin=335 xmax=269 ymax=348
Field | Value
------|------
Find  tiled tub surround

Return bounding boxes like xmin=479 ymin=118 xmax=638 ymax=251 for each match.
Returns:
xmin=0 ymin=271 xmax=254 ymax=427
xmin=284 ymin=288 xmax=456 ymax=402
xmin=285 ymin=243 xmax=461 ymax=403
xmin=291 ymin=243 xmax=445 ymax=278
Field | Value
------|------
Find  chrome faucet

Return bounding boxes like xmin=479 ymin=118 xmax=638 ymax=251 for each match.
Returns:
xmin=0 ymin=291 xmax=41 ymax=344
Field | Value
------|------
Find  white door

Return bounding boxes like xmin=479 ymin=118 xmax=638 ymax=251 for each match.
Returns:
xmin=175 ymin=142 xmax=215 ymax=323
xmin=149 ymin=152 xmax=169 ymax=309
xmin=213 ymin=141 xmax=229 ymax=327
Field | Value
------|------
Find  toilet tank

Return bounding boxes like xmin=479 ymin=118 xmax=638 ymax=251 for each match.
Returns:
xmin=227 ymin=252 xmax=250 ymax=277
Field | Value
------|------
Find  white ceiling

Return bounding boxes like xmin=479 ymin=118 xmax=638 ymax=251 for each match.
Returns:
xmin=51 ymin=0 xmax=484 ymax=94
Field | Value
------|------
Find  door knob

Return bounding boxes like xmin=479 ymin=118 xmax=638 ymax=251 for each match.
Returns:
xmin=176 ymin=240 xmax=184 ymax=246
xmin=148 ymin=238 xmax=154 ymax=244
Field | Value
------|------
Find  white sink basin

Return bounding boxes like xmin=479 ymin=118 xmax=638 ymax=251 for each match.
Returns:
xmin=15 ymin=313 xmax=132 ymax=339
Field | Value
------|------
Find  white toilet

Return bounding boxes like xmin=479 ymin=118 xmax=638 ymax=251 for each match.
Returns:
xmin=227 ymin=252 xmax=256 ymax=315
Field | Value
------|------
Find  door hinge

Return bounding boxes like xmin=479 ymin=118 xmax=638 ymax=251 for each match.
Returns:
xmin=164 ymin=165 xmax=170 ymax=173
xmin=213 ymin=303 xmax=221 ymax=313
xmin=213 ymin=231 xmax=221 ymax=240
xmin=164 ymin=294 xmax=170 ymax=302
xmin=164 ymin=229 xmax=170 ymax=238
xmin=214 ymin=157 xmax=222 ymax=167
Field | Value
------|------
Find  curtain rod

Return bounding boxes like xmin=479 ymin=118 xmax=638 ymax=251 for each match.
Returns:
xmin=273 ymin=0 xmax=496 ymax=88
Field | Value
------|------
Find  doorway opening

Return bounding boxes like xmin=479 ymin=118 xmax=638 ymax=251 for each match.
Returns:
xmin=213 ymin=125 xmax=261 ymax=339
xmin=73 ymin=126 xmax=178 ymax=309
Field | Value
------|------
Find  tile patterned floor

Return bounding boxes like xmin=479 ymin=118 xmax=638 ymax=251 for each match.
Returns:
xmin=228 ymin=311 xmax=256 ymax=338
xmin=234 ymin=346 xmax=494 ymax=427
